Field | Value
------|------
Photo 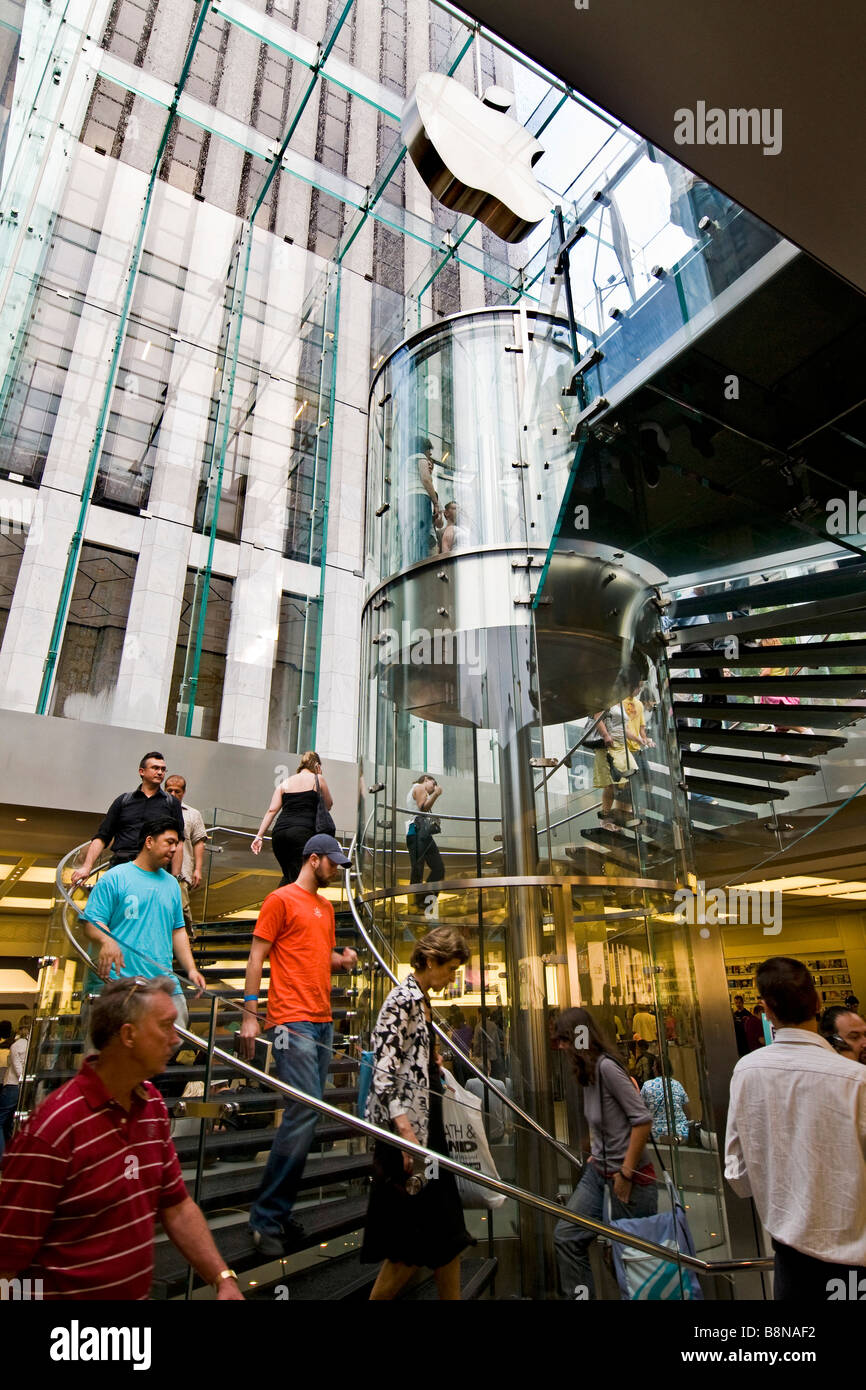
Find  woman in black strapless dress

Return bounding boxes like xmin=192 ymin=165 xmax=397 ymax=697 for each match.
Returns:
xmin=362 ymin=926 xmax=475 ymax=1299
xmin=250 ymin=751 xmax=333 ymax=884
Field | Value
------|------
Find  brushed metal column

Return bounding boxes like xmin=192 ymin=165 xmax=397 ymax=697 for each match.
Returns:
xmin=498 ymin=719 xmax=561 ymax=1298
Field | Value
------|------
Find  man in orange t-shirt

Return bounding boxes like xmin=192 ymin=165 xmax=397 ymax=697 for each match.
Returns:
xmin=239 ymin=834 xmax=357 ymax=1257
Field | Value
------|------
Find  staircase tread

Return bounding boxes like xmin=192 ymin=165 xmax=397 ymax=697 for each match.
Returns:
xmin=242 ymin=1249 xmax=373 ymax=1301
xmin=196 ymin=1151 xmax=372 ymax=1207
xmin=167 ymin=1084 xmax=357 ymax=1111
xmin=680 ymin=751 xmax=818 ymax=782
xmin=684 ymin=777 xmax=787 ymax=804
xmin=669 ymin=591 xmax=866 ymax=646
xmin=402 ymin=1255 xmax=498 ymax=1300
xmin=172 ymin=1118 xmax=359 ymax=1161
xmin=152 ymin=1196 xmax=371 ymax=1287
xmin=581 ymin=826 xmax=661 ymax=850
xmin=670 ymin=565 xmax=866 ymax=620
xmin=33 ymin=1064 xmax=237 ymax=1085
xmin=672 ymin=700 xmax=866 ymax=729
xmin=675 ymin=727 xmax=845 ymax=754
xmin=669 ymin=639 xmax=866 ymax=668
xmin=671 ymin=675 xmax=866 ymax=700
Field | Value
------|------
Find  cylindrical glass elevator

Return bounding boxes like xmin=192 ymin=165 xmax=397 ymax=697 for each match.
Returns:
xmin=358 ymin=307 xmax=729 ymax=1297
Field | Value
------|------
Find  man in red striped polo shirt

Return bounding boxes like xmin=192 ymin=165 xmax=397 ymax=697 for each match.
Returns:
xmin=0 ymin=977 xmax=243 ymax=1301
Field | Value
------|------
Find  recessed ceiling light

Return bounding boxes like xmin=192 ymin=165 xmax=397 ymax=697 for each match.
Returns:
xmin=15 ymin=817 xmax=26 ymax=822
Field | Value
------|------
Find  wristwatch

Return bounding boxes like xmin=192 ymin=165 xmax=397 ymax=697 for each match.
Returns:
xmin=213 ymin=1267 xmax=238 ymax=1290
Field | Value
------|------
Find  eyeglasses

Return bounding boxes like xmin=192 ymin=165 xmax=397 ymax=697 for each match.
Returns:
xmin=120 ymin=976 xmax=150 ymax=1008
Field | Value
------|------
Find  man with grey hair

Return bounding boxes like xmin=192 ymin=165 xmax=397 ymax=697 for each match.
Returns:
xmin=165 ymin=773 xmax=208 ymax=939
xmin=0 ymin=977 xmax=243 ymax=1300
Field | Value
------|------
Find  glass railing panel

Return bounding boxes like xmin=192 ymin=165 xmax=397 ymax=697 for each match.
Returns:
xmin=644 ymin=913 xmax=729 ymax=1263
xmin=546 ymin=889 xmax=732 ymax=1298
xmin=157 ymin=867 xmax=382 ymax=1298
xmin=199 ymin=809 xmax=280 ymax=927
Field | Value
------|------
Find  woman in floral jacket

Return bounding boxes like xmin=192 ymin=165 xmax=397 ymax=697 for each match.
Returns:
xmin=361 ymin=925 xmax=473 ymax=1299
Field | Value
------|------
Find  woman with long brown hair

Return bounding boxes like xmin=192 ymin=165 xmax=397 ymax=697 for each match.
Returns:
xmin=361 ymin=925 xmax=474 ymax=1299
xmin=551 ymin=1006 xmax=657 ymax=1299
xmin=250 ymin=751 xmax=334 ymax=885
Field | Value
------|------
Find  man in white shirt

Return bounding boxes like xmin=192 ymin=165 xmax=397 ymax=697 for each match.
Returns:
xmin=0 ymin=1017 xmax=31 ymax=1158
xmin=725 ymin=956 xmax=866 ymax=1301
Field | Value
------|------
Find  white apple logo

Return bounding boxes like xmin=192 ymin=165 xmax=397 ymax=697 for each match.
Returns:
xmin=402 ymin=73 xmax=550 ymax=243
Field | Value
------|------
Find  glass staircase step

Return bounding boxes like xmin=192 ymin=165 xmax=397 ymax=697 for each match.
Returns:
xmin=672 ymin=563 xmax=866 ymax=619
xmin=669 ymin=638 xmax=866 ymax=668
xmin=680 ymin=751 xmax=819 ymax=782
xmin=171 ymin=1118 xmax=359 ymax=1164
xmin=684 ymin=777 xmax=788 ymax=804
xmin=402 ymin=1255 xmax=498 ymax=1300
xmin=151 ymin=1196 xmax=371 ymax=1296
xmin=669 ymin=590 xmax=866 ymax=645
xmin=195 ymin=1151 xmax=372 ymax=1213
xmin=672 ymin=700 xmax=866 ymax=729
xmin=671 ymin=674 xmax=866 ymax=700
xmin=674 ymin=726 xmax=845 ymax=755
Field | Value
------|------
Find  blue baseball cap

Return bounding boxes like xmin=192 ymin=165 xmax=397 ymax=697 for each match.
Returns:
xmin=303 ymin=834 xmax=352 ymax=867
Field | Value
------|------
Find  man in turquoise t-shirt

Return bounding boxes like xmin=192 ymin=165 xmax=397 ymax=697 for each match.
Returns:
xmin=80 ymin=817 xmax=206 ymax=1027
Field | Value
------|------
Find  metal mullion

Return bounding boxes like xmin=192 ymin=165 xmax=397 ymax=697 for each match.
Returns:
xmin=305 ymin=268 xmax=342 ymax=747
xmin=429 ymin=0 xmax=622 ymax=132
xmin=36 ymin=0 xmax=215 ymax=715
xmin=296 ymin=277 xmax=331 ymax=722
xmin=214 ymin=0 xmax=398 ymax=117
xmin=177 ymin=0 xmax=358 ymax=733
xmin=179 ymin=225 xmax=249 ymax=732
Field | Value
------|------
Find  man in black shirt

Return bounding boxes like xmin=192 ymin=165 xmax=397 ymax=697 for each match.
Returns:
xmin=731 ymin=994 xmax=752 ymax=1058
xmin=70 ymin=751 xmax=185 ymax=886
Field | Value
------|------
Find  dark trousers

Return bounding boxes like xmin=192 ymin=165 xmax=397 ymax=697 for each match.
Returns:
xmin=0 ymin=1082 xmax=19 ymax=1158
xmin=272 ymin=825 xmax=312 ymax=886
xmin=407 ymin=828 xmax=445 ymax=908
xmin=772 ymin=1238 xmax=866 ymax=1301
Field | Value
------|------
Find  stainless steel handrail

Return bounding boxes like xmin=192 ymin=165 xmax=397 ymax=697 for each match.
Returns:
xmin=109 ymin=821 xmax=583 ymax=1172
xmin=342 ymin=858 xmax=584 ymax=1175
xmin=50 ymin=842 xmax=773 ymax=1277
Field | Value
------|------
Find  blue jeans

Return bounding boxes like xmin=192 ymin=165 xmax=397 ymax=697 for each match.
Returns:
xmin=400 ymin=492 xmax=435 ymax=568
xmin=249 ymin=1020 xmax=334 ymax=1236
xmin=0 ymin=1083 xmax=19 ymax=1158
xmin=554 ymin=1160 xmax=658 ymax=1299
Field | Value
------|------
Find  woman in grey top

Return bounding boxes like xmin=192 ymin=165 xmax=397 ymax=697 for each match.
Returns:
xmin=551 ymin=1006 xmax=657 ymax=1299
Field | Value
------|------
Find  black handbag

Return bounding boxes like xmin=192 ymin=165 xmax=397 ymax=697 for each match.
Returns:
xmin=413 ymin=813 xmax=441 ymax=836
xmin=314 ymin=774 xmax=336 ymax=835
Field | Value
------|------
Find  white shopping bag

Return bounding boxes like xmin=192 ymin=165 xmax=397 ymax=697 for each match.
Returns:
xmin=440 ymin=1068 xmax=506 ymax=1210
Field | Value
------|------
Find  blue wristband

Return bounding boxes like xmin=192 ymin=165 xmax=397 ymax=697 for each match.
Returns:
xmin=243 ymin=994 xmax=259 ymax=1002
